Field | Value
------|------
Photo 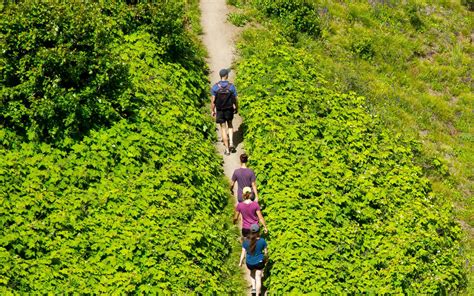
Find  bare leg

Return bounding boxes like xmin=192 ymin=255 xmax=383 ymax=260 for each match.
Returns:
xmin=227 ymin=120 xmax=234 ymax=149
xmin=219 ymin=122 xmax=229 ymax=150
xmin=250 ymin=269 xmax=256 ymax=291
xmin=255 ymin=269 xmax=263 ymax=295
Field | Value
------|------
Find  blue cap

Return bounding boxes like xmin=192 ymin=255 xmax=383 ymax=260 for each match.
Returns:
xmin=250 ymin=224 xmax=260 ymax=233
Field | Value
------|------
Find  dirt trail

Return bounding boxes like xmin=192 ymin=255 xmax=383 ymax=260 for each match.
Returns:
xmin=199 ymin=0 xmax=253 ymax=292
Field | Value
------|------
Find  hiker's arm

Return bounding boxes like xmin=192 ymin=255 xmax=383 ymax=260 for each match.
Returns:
xmin=252 ymin=181 xmax=258 ymax=202
xmin=256 ymin=210 xmax=268 ymax=234
xmin=234 ymin=96 xmax=238 ymax=113
xmin=233 ymin=210 xmax=240 ymax=224
xmin=210 ymin=96 xmax=216 ymax=116
xmin=230 ymin=171 xmax=237 ymax=194
xmin=239 ymin=247 xmax=245 ymax=267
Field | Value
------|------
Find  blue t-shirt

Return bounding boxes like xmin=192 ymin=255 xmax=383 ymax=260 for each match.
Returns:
xmin=243 ymin=238 xmax=267 ymax=266
xmin=210 ymin=80 xmax=237 ymax=97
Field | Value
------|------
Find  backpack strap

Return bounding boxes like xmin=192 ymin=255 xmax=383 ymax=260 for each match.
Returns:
xmin=217 ymin=82 xmax=231 ymax=90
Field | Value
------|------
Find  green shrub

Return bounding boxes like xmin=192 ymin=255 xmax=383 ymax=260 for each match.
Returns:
xmin=351 ymin=37 xmax=375 ymax=61
xmin=228 ymin=12 xmax=250 ymax=27
xmin=461 ymin=0 xmax=474 ymax=11
xmin=407 ymin=4 xmax=425 ymax=31
xmin=227 ymin=0 xmax=241 ymax=7
xmin=0 ymin=119 xmax=238 ymax=293
xmin=256 ymin=0 xmax=321 ymax=38
xmin=0 ymin=1 xmax=206 ymax=145
xmin=235 ymin=33 xmax=466 ymax=294
xmin=0 ymin=1 xmax=243 ymax=294
xmin=235 ymin=0 xmax=473 ymax=291
xmin=0 ymin=2 xmax=130 ymax=144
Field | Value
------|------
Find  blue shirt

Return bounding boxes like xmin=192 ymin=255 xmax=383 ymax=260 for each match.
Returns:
xmin=243 ymin=238 xmax=267 ymax=265
xmin=211 ymin=80 xmax=238 ymax=97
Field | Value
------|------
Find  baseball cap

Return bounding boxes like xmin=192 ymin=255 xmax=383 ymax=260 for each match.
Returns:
xmin=243 ymin=187 xmax=252 ymax=194
xmin=219 ymin=68 xmax=230 ymax=77
xmin=250 ymin=224 xmax=260 ymax=233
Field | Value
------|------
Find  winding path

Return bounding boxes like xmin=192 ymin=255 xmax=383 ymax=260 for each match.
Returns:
xmin=199 ymin=0 xmax=253 ymax=292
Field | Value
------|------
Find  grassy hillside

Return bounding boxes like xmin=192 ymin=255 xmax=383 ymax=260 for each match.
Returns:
xmin=0 ymin=1 xmax=244 ymax=293
xmin=229 ymin=0 xmax=473 ymax=293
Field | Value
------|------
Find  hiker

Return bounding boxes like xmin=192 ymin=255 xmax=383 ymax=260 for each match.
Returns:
xmin=234 ymin=187 xmax=268 ymax=238
xmin=239 ymin=224 xmax=268 ymax=296
xmin=230 ymin=153 xmax=259 ymax=202
xmin=211 ymin=68 xmax=238 ymax=156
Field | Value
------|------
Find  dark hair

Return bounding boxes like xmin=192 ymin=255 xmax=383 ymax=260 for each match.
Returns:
xmin=248 ymin=231 xmax=259 ymax=255
xmin=219 ymin=68 xmax=229 ymax=78
xmin=240 ymin=153 xmax=248 ymax=163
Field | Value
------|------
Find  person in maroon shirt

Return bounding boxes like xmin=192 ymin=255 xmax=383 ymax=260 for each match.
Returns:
xmin=233 ymin=187 xmax=268 ymax=238
xmin=230 ymin=153 xmax=259 ymax=202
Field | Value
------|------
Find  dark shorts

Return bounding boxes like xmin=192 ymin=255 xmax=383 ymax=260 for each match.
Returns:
xmin=216 ymin=109 xmax=234 ymax=124
xmin=242 ymin=228 xmax=251 ymax=238
xmin=246 ymin=261 xmax=265 ymax=270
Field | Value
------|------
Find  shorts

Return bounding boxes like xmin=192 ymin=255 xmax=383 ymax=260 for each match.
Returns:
xmin=246 ymin=261 xmax=265 ymax=270
xmin=216 ymin=109 xmax=234 ymax=124
xmin=242 ymin=228 xmax=251 ymax=238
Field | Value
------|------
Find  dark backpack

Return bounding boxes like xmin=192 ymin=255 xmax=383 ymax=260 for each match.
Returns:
xmin=214 ymin=82 xmax=235 ymax=111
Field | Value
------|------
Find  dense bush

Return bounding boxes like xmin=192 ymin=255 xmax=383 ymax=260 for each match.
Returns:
xmin=461 ymin=0 xmax=474 ymax=11
xmin=255 ymin=0 xmax=321 ymax=38
xmin=231 ymin=2 xmax=473 ymax=182
xmin=231 ymin=0 xmax=474 ymax=290
xmin=0 ymin=2 xmax=130 ymax=144
xmin=0 ymin=1 xmax=242 ymax=294
xmin=0 ymin=119 xmax=234 ymax=294
xmin=0 ymin=1 xmax=206 ymax=145
xmin=235 ymin=32 xmax=466 ymax=293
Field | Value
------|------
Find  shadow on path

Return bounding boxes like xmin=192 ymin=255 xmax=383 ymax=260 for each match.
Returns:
xmin=233 ymin=120 xmax=245 ymax=149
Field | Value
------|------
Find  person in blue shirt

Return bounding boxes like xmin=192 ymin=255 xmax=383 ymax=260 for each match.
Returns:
xmin=210 ymin=68 xmax=238 ymax=155
xmin=239 ymin=224 xmax=268 ymax=295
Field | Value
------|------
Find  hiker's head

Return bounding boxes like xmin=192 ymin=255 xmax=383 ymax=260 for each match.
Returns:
xmin=242 ymin=186 xmax=252 ymax=200
xmin=240 ymin=153 xmax=248 ymax=163
xmin=219 ymin=68 xmax=229 ymax=79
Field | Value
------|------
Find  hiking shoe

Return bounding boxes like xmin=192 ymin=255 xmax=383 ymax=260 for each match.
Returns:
xmin=251 ymin=288 xmax=256 ymax=295
xmin=229 ymin=144 xmax=236 ymax=153
xmin=224 ymin=149 xmax=230 ymax=156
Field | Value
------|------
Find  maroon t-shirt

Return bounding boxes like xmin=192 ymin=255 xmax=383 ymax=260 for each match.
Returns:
xmin=231 ymin=168 xmax=256 ymax=202
xmin=236 ymin=201 xmax=261 ymax=229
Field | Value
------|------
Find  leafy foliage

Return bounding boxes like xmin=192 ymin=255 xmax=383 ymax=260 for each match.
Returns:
xmin=228 ymin=12 xmax=250 ymax=27
xmin=0 ymin=2 xmax=129 ymax=144
xmin=235 ymin=30 xmax=466 ymax=293
xmin=255 ymin=0 xmax=321 ymax=39
xmin=231 ymin=0 xmax=474 ymax=291
xmin=232 ymin=0 xmax=473 ymax=200
xmin=0 ymin=1 xmax=206 ymax=145
xmin=0 ymin=121 xmax=235 ymax=294
xmin=0 ymin=1 xmax=243 ymax=294
xmin=461 ymin=0 xmax=474 ymax=11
